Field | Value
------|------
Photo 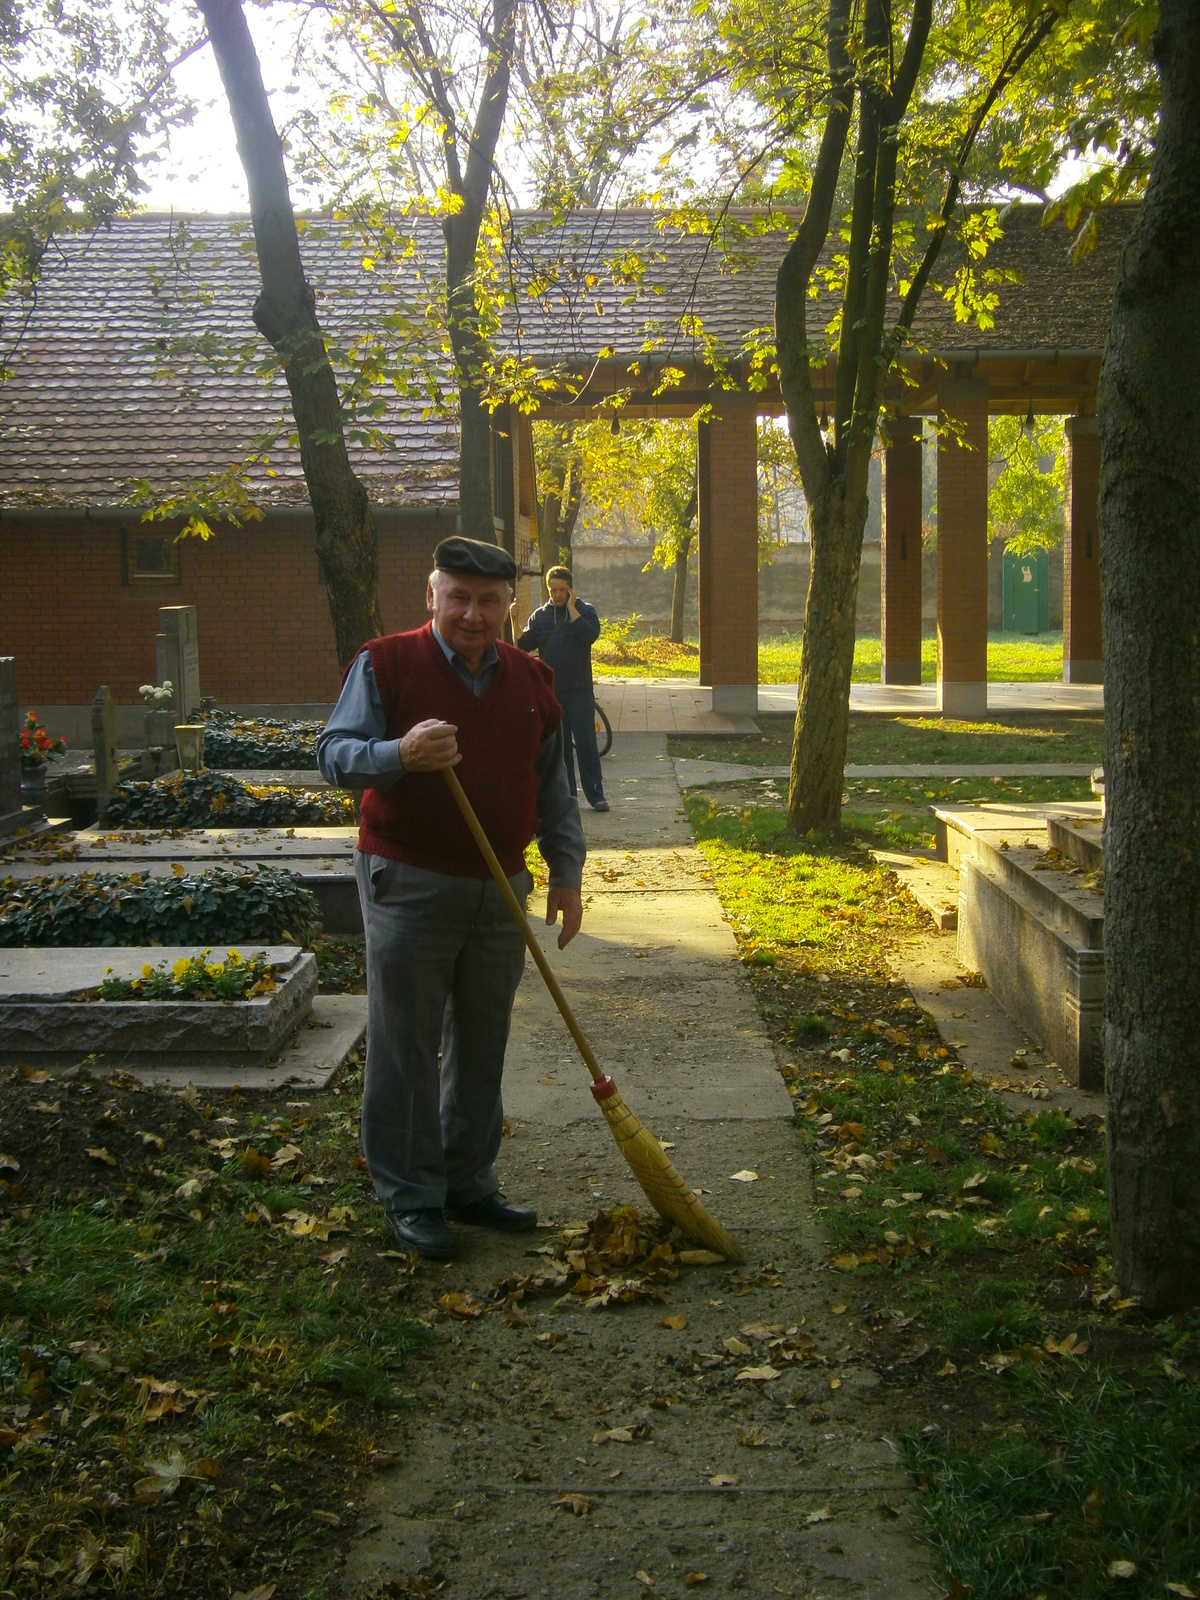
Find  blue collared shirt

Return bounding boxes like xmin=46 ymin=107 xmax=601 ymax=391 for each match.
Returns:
xmin=316 ymin=627 xmax=586 ymax=890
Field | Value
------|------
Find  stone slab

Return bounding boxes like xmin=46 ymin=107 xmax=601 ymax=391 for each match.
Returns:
xmin=121 ymin=993 xmax=366 ymax=1090
xmin=872 ymin=848 xmax=960 ymax=931
xmin=0 ymin=945 xmax=316 ymax=1065
xmin=958 ymin=853 xmax=1104 ymax=1090
xmin=213 ymin=769 xmax=327 ymax=789
xmin=70 ymin=826 xmax=358 ymax=858
xmin=932 ymin=801 xmax=1102 ymax=866
xmin=1048 ymin=811 xmax=1103 ymax=872
xmin=970 ymin=834 xmax=1104 ymax=951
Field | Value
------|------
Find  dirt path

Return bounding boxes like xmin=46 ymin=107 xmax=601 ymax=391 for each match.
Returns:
xmin=342 ymin=736 xmax=937 ymax=1600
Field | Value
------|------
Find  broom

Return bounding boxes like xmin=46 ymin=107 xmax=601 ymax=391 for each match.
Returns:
xmin=443 ymin=767 xmax=743 ymax=1263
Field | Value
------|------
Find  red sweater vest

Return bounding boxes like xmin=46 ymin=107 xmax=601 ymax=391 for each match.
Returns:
xmin=357 ymin=624 xmax=562 ymax=877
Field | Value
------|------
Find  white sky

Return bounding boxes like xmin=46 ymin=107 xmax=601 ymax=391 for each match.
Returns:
xmin=137 ymin=7 xmax=1087 ymax=216
xmin=139 ymin=8 xmax=299 ymax=214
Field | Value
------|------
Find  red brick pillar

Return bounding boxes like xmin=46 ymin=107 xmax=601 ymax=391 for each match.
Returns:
xmin=698 ymin=421 xmax=713 ymax=687
xmin=698 ymin=406 xmax=759 ymax=713
xmin=882 ymin=419 xmax=923 ymax=685
xmin=1064 ymin=415 xmax=1103 ymax=683
xmin=936 ymin=378 xmax=989 ymax=717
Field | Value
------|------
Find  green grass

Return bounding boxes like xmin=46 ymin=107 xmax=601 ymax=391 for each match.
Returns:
xmin=670 ymin=712 xmax=1105 ymax=769
xmin=690 ymin=773 xmax=1093 ymax=855
xmin=906 ymin=1379 xmax=1200 ymax=1600
xmin=685 ymin=800 xmax=1199 ymax=1600
xmin=594 ymin=629 xmax=1066 ymax=682
xmin=0 ymin=1070 xmax=429 ymax=1598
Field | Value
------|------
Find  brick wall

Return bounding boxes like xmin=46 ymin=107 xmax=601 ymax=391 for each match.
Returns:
xmin=0 ymin=511 xmax=450 ymax=706
xmin=881 ymin=422 xmax=923 ymax=683
xmin=1064 ymin=417 xmax=1102 ymax=680
xmin=937 ymin=380 xmax=989 ymax=702
xmin=698 ymin=406 xmax=759 ymax=690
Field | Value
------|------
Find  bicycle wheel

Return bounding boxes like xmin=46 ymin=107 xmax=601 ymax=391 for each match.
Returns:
xmin=594 ymin=701 xmax=613 ymax=758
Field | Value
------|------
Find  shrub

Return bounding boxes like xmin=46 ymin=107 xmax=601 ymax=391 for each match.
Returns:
xmin=0 ymin=866 xmax=321 ymax=948
xmin=200 ymin=708 xmax=321 ymax=770
xmin=104 ymin=770 xmax=352 ymax=828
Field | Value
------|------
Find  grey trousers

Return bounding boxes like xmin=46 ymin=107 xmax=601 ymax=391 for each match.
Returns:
xmin=354 ymin=851 xmax=531 ymax=1213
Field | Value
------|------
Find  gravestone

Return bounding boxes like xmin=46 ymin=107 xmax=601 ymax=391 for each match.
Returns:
xmin=0 ymin=657 xmax=23 ymax=837
xmin=91 ymin=686 xmax=119 ymax=825
xmin=156 ymin=605 xmax=201 ymax=722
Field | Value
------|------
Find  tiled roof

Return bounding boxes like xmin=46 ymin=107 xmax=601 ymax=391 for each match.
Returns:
xmin=0 ymin=205 xmax=1133 ymax=510
xmin=504 ymin=204 xmax=1134 ymax=368
xmin=0 ymin=213 xmax=460 ymax=511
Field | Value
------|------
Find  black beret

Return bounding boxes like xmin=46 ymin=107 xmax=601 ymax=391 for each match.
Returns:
xmin=433 ymin=535 xmax=517 ymax=582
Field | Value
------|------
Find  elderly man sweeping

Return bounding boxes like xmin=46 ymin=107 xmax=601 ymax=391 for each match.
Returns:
xmin=317 ymin=537 xmax=586 ymax=1259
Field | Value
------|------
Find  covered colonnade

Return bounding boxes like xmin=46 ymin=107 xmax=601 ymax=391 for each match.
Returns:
xmin=494 ymin=205 xmax=1131 ymax=715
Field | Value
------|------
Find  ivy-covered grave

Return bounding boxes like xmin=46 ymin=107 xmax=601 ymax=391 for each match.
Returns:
xmin=199 ymin=708 xmax=322 ymax=770
xmin=103 ymin=770 xmax=353 ymax=829
xmin=0 ymin=865 xmax=321 ymax=948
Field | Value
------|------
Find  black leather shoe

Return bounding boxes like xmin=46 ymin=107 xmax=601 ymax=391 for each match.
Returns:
xmin=387 ymin=1208 xmax=454 ymax=1258
xmin=590 ymin=798 xmax=610 ymax=812
xmin=447 ymin=1192 xmax=537 ymax=1232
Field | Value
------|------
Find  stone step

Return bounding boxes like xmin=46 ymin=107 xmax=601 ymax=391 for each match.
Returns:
xmin=958 ymin=853 xmax=1104 ymax=1090
xmin=1047 ymin=811 xmax=1103 ymax=872
xmin=969 ymin=832 xmax=1105 ymax=952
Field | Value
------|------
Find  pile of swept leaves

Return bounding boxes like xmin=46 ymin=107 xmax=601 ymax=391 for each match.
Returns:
xmin=105 ymin=770 xmax=353 ymax=829
xmin=199 ymin=709 xmax=322 ymax=770
xmin=0 ymin=865 xmax=321 ymax=947
xmin=0 ymin=1058 xmax=427 ymax=1600
xmin=494 ymin=1206 xmax=692 ymax=1317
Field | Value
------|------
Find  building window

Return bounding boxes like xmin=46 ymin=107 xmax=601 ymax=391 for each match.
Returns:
xmin=122 ymin=527 xmax=180 ymax=583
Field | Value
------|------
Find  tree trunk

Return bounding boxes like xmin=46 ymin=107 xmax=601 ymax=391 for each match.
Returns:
xmin=1099 ymin=0 xmax=1200 ymax=1314
xmin=559 ymin=456 xmax=583 ymax=567
xmin=198 ymin=0 xmax=382 ymax=667
xmin=447 ymin=227 xmax=496 ymax=542
xmin=670 ymin=537 xmax=692 ymax=643
xmin=787 ymin=480 xmax=867 ymax=831
xmin=539 ymin=485 xmax=563 ymax=575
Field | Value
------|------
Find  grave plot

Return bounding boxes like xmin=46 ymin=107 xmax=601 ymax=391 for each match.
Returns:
xmin=0 ymin=944 xmax=362 ymax=1088
xmin=936 ymin=799 xmax=1105 ymax=1089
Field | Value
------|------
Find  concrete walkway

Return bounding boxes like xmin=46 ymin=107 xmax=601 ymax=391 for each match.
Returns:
xmin=344 ymin=732 xmax=937 ymax=1600
xmin=595 ymin=677 xmax=1103 ymax=733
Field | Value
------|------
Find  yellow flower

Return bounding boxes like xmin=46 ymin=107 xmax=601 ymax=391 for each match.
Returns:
xmin=173 ymin=958 xmax=191 ymax=981
xmin=141 ymin=963 xmax=154 ymax=979
xmin=206 ymin=964 xmax=224 ymax=979
xmin=225 ymin=949 xmax=243 ymax=964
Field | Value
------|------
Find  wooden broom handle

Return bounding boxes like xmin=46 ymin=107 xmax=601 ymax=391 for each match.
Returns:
xmin=443 ymin=766 xmax=605 ymax=1083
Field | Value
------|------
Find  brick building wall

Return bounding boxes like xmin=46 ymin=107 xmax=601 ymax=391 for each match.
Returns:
xmin=0 ymin=510 xmax=451 ymax=707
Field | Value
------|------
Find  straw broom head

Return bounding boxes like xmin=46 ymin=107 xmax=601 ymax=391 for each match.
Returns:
xmin=591 ymin=1077 xmax=744 ymax=1262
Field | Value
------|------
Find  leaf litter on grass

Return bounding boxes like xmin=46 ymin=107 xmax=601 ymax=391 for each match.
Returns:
xmin=0 ymin=1058 xmax=430 ymax=1600
xmin=686 ymin=799 xmax=1200 ymax=1600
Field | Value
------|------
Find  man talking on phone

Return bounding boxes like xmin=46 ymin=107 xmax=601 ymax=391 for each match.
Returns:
xmin=515 ymin=565 xmax=609 ymax=813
